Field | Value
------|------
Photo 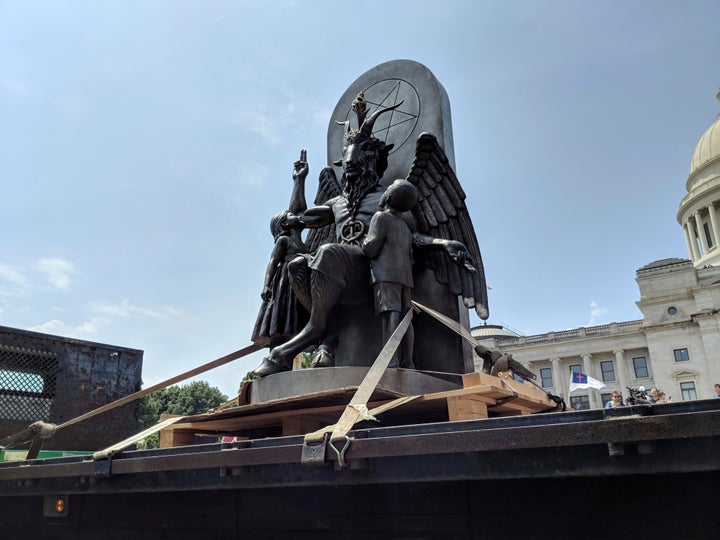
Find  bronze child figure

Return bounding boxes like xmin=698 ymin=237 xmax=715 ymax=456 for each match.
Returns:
xmin=362 ymin=179 xmax=419 ymax=369
xmin=251 ymin=152 xmax=310 ymax=348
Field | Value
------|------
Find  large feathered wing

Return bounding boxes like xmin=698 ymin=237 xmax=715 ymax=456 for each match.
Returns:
xmin=304 ymin=166 xmax=343 ymax=253
xmin=407 ymin=132 xmax=489 ymax=320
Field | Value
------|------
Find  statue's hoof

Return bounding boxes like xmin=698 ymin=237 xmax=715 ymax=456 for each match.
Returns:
xmin=251 ymin=357 xmax=288 ymax=377
xmin=310 ymin=349 xmax=335 ymax=368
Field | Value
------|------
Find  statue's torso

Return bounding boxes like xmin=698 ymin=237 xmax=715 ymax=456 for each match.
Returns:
xmin=328 ymin=188 xmax=384 ymax=245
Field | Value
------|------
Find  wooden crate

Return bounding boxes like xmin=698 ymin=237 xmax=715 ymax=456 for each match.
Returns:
xmin=159 ymin=373 xmax=558 ymax=448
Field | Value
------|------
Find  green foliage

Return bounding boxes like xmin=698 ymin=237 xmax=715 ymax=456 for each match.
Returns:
xmin=137 ymin=432 xmax=160 ymax=449
xmin=165 ymin=381 xmax=228 ymax=416
xmin=137 ymin=393 xmax=160 ymax=430
xmin=301 ymin=352 xmax=313 ymax=369
xmin=136 ymin=381 xmax=228 ymax=448
xmin=238 ymin=371 xmax=257 ymax=396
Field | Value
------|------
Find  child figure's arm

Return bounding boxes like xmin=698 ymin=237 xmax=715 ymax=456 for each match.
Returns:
xmin=260 ymin=237 xmax=289 ymax=302
xmin=362 ymin=212 xmax=387 ymax=259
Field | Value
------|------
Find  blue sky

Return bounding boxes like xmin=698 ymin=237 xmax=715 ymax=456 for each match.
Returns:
xmin=1 ymin=0 xmax=719 ymax=397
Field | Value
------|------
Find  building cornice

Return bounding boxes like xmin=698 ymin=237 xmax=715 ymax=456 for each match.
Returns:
xmin=636 ymin=259 xmax=693 ymax=277
xmin=491 ymin=320 xmax=644 ymax=349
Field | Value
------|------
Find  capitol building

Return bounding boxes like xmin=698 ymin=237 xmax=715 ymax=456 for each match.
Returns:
xmin=473 ymin=91 xmax=720 ymax=409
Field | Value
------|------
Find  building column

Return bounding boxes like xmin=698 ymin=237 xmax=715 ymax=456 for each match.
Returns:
xmin=686 ymin=219 xmax=700 ymax=260
xmin=582 ymin=353 xmax=600 ymax=409
xmin=551 ymin=357 xmax=564 ymax=397
xmin=684 ymin=223 xmax=698 ymax=261
xmin=695 ymin=211 xmax=709 ymax=255
xmin=709 ymin=203 xmax=720 ymax=249
xmin=614 ymin=349 xmax=628 ymax=396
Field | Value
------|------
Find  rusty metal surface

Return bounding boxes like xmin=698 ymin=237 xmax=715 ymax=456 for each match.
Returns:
xmin=1 ymin=400 xmax=720 ymax=496
xmin=0 ymin=325 xmax=143 ymax=451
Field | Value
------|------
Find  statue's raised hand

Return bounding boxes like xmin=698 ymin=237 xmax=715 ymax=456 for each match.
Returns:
xmin=293 ymin=149 xmax=309 ymax=182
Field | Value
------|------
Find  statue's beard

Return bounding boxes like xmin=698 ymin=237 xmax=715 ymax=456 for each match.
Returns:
xmin=343 ymin=168 xmax=378 ymax=218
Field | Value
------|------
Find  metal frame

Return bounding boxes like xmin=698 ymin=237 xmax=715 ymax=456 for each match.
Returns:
xmin=2 ymin=400 xmax=720 ymax=496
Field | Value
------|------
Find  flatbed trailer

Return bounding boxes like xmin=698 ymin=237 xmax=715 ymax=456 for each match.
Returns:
xmin=2 ymin=399 xmax=720 ymax=539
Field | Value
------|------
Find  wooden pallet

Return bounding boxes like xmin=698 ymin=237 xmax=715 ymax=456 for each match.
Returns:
xmin=159 ymin=371 xmax=559 ymax=448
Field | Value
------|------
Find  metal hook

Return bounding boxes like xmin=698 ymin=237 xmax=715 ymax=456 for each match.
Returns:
xmin=329 ymin=436 xmax=353 ymax=468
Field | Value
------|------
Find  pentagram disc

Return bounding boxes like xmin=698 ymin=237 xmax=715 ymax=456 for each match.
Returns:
xmin=328 ymin=59 xmax=455 ymax=184
xmin=342 ymin=79 xmax=420 ymax=156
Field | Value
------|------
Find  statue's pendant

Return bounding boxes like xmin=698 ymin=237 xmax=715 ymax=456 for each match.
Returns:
xmin=340 ymin=219 xmax=365 ymax=244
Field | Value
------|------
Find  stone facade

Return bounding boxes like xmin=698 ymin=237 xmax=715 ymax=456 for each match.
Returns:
xmin=473 ymin=259 xmax=720 ymax=408
xmin=473 ymin=93 xmax=720 ymax=409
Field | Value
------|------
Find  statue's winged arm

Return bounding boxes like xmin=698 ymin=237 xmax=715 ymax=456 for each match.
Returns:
xmin=407 ymin=133 xmax=489 ymax=319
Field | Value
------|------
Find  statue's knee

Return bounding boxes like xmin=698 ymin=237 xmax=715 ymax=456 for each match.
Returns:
xmin=304 ymin=320 xmax=326 ymax=336
xmin=288 ymin=256 xmax=306 ymax=273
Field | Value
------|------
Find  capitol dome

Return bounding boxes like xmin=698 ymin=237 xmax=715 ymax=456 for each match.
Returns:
xmin=689 ymin=112 xmax=720 ymax=175
xmin=677 ymin=89 xmax=720 ymax=269
xmin=471 ymin=324 xmax=521 ymax=341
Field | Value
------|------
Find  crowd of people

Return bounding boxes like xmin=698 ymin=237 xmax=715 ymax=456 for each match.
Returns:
xmin=605 ymin=384 xmax=720 ymax=408
xmin=604 ymin=387 xmax=671 ymax=408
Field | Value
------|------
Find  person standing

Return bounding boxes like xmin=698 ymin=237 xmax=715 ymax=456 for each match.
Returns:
xmin=605 ymin=392 xmax=625 ymax=408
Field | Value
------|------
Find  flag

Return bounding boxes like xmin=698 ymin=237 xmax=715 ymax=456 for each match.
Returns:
xmin=569 ymin=371 xmax=606 ymax=393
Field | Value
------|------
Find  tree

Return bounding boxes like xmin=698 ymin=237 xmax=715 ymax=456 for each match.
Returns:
xmin=137 ymin=381 xmax=228 ymax=448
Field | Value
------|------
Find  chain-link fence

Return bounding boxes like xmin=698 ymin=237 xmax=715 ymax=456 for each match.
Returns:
xmin=0 ymin=344 xmax=57 ymax=422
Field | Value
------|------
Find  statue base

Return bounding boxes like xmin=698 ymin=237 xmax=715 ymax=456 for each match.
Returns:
xmin=249 ymin=367 xmax=463 ymax=405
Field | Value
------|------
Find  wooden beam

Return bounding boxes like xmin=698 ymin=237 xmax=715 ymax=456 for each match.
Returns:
xmin=447 ymin=394 xmax=489 ymax=421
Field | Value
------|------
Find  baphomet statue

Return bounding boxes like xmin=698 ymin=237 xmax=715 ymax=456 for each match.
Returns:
xmin=251 ymin=94 xmax=489 ymax=377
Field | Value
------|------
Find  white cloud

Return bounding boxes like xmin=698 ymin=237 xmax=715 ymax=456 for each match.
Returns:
xmin=76 ymin=317 xmax=110 ymax=334
xmin=28 ymin=319 xmax=66 ymax=333
xmin=588 ymin=301 xmax=608 ymax=326
xmin=89 ymin=299 xmax=178 ymax=319
xmin=0 ymin=263 xmax=28 ymax=288
xmin=35 ymin=258 xmax=75 ymax=290
xmin=27 ymin=317 xmax=111 ymax=337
